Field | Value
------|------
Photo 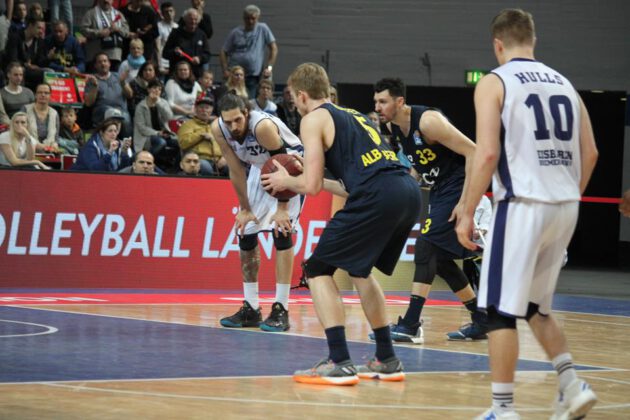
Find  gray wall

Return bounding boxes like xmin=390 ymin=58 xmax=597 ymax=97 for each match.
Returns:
xmin=200 ymin=0 xmax=630 ymax=91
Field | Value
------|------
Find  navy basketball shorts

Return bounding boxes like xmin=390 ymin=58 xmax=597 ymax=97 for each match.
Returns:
xmin=311 ymin=172 xmax=421 ymax=278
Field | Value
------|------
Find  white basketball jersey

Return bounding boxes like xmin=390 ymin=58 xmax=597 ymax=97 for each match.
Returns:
xmin=491 ymin=59 xmax=582 ymax=203
xmin=218 ymin=110 xmax=303 ymax=169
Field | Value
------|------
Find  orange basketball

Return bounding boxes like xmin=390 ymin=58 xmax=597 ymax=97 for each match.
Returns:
xmin=261 ymin=154 xmax=303 ymax=200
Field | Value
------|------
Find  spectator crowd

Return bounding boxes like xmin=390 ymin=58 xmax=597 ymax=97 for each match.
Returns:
xmin=0 ymin=1 xmax=304 ymax=177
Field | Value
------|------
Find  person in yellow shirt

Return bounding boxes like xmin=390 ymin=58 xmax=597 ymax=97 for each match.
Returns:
xmin=177 ymin=94 xmax=228 ymax=176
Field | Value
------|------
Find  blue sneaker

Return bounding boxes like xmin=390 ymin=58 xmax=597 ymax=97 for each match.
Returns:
xmin=220 ymin=301 xmax=262 ymax=328
xmin=368 ymin=317 xmax=424 ymax=344
xmin=447 ymin=322 xmax=488 ymax=341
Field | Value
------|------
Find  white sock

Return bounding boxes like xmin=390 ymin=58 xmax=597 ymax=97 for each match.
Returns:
xmin=491 ymin=382 xmax=515 ymax=412
xmin=275 ymin=283 xmax=290 ymax=308
xmin=552 ymin=352 xmax=578 ymax=391
xmin=243 ymin=282 xmax=259 ymax=309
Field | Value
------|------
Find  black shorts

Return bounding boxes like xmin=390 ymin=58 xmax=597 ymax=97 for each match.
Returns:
xmin=419 ymin=178 xmax=473 ymax=260
xmin=312 ymin=172 xmax=421 ymax=278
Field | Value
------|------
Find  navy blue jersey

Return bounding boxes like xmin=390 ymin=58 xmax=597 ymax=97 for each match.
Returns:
xmin=321 ymin=103 xmax=407 ymax=193
xmin=390 ymin=105 xmax=465 ymax=189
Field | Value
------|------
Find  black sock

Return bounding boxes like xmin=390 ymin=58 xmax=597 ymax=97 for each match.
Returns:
xmin=463 ymin=297 xmax=477 ymax=314
xmin=372 ymin=325 xmax=395 ymax=361
xmin=325 ymin=326 xmax=351 ymax=364
xmin=402 ymin=294 xmax=425 ymax=325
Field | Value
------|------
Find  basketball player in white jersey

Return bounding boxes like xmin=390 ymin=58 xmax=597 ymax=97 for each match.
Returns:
xmin=454 ymin=9 xmax=599 ymax=420
xmin=211 ymin=93 xmax=304 ymax=333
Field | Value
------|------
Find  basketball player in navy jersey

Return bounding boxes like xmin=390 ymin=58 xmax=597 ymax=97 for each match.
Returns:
xmin=262 ymin=63 xmax=421 ymax=385
xmin=211 ymin=93 xmax=304 ymax=333
xmin=373 ymin=78 xmax=488 ymax=343
xmin=454 ymin=9 xmax=598 ymax=420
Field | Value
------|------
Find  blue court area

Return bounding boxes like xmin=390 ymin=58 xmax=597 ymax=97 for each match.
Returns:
xmin=0 ymin=305 xmax=607 ymax=383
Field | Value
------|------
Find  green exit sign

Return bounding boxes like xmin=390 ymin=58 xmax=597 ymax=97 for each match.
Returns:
xmin=465 ymin=70 xmax=488 ymax=86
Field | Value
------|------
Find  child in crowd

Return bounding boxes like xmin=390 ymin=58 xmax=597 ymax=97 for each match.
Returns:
xmin=57 ymin=107 xmax=84 ymax=155
xmin=198 ymin=70 xmax=218 ymax=117
xmin=118 ymin=39 xmax=146 ymax=84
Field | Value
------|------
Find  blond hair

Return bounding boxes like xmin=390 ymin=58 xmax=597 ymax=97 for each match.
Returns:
xmin=491 ymin=8 xmax=535 ymax=47
xmin=226 ymin=65 xmax=249 ymax=99
xmin=287 ymin=63 xmax=330 ymax=100
xmin=8 ymin=112 xmax=34 ymax=159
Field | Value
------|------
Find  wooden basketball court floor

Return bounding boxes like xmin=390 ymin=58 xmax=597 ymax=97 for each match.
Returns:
xmin=1 ymin=281 xmax=629 ymax=419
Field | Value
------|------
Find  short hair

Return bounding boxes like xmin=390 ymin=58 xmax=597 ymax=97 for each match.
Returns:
xmin=181 ymin=150 xmax=199 ymax=160
xmin=35 ymin=82 xmax=51 ymax=93
xmin=244 ymin=5 xmax=261 ymax=16
xmin=160 ymin=1 xmax=173 ymax=11
xmin=374 ymin=78 xmax=406 ymax=98
xmin=25 ymin=15 xmax=43 ymax=27
xmin=147 ymin=79 xmax=163 ymax=90
xmin=257 ymin=79 xmax=273 ymax=92
xmin=60 ymin=106 xmax=76 ymax=116
xmin=6 ymin=61 xmax=24 ymax=74
xmin=218 ymin=93 xmax=249 ymax=114
xmin=491 ymin=9 xmax=535 ymax=47
xmin=93 ymin=52 xmax=110 ymax=63
xmin=287 ymin=63 xmax=330 ymax=100
xmin=134 ymin=150 xmax=154 ymax=162
xmin=129 ymin=38 xmax=144 ymax=49
xmin=51 ymin=19 xmax=67 ymax=29
xmin=182 ymin=7 xmax=198 ymax=19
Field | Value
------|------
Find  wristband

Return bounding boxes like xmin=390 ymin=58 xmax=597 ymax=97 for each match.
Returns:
xmin=278 ymin=198 xmax=289 ymax=202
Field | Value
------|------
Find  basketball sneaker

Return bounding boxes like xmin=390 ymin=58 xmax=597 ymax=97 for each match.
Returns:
xmin=356 ymin=356 xmax=405 ymax=381
xmin=446 ymin=322 xmax=488 ymax=341
xmin=293 ymin=358 xmax=359 ymax=386
xmin=550 ymin=379 xmax=597 ymax=420
xmin=369 ymin=316 xmax=424 ymax=344
xmin=260 ymin=302 xmax=290 ymax=332
xmin=219 ymin=300 xmax=262 ymax=328
xmin=475 ymin=408 xmax=521 ymax=419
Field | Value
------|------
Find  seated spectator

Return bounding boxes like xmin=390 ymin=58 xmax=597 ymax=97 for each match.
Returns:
xmin=0 ymin=111 xmax=50 ymax=169
xmin=8 ymin=0 xmax=27 ymax=35
xmin=121 ymin=0 xmax=158 ymax=61
xmin=156 ymin=2 xmax=178 ymax=77
xmin=44 ymin=20 xmax=86 ymax=76
xmin=0 ymin=97 xmax=9 ymax=126
xmin=4 ymin=16 xmax=47 ymax=90
xmin=83 ymin=52 xmax=132 ymax=138
xmin=178 ymin=150 xmax=200 ymax=176
xmin=276 ymin=85 xmax=300 ymax=136
xmin=162 ymin=8 xmax=209 ymax=78
xmin=177 ymin=94 xmax=226 ymax=176
xmin=214 ymin=65 xmax=248 ymax=101
xmin=133 ymin=79 xmax=175 ymax=155
xmin=118 ymin=150 xmax=159 ymax=174
xmin=72 ymin=109 xmax=132 ymax=172
xmin=57 ymin=107 xmax=84 ymax=154
xmin=27 ymin=3 xmax=45 ymax=21
xmin=118 ymin=38 xmax=145 ymax=84
xmin=0 ymin=62 xmax=35 ymax=118
xmin=329 ymin=85 xmax=339 ymax=104
xmin=164 ymin=60 xmax=201 ymax=119
xmin=24 ymin=83 xmax=59 ymax=153
xmin=80 ymin=0 xmax=130 ymax=70
xmin=197 ymin=69 xmax=218 ymax=107
xmin=123 ymin=60 xmax=162 ymax=117
xmin=249 ymin=79 xmax=276 ymax=115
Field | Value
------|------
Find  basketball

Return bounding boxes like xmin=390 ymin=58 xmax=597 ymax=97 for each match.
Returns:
xmin=261 ymin=154 xmax=303 ymax=200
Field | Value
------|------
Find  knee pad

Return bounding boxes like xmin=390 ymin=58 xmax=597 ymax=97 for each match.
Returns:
xmin=303 ymin=256 xmax=336 ymax=278
xmin=273 ymin=232 xmax=293 ymax=251
xmin=413 ymin=239 xmax=437 ymax=284
xmin=238 ymin=233 xmax=258 ymax=251
xmin=486 ymin=306 xmax=517 ymax=332
xmin=436 ymin=259 xmax=469 ymax=292
xmin=525 ymin=302 xmax=546 ymax=321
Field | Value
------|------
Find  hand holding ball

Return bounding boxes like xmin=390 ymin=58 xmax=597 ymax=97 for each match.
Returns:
xmin=261 ymin=154 xmax=303 ymax=200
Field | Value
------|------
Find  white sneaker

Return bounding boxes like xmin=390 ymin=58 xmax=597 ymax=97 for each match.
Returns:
xmin=475 ymin=407 xmax=521 ymax=420
xmin=550 ymin=379 xmax=597 ymax=420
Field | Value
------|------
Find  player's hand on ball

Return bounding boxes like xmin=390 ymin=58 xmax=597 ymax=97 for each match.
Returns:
xmin=261 ymin=160 xmax=290 ymax=195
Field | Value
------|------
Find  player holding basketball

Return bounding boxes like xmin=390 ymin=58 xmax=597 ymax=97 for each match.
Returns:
xmin=211 ymin=93 xmax=304 ymax=333
xmin=262 ymin=63 xmax=421 ymax=385
xmin=373 ymin=77 xmax=488 ymax=343
xmin=454 ymin=9 xmax=599 ymax=420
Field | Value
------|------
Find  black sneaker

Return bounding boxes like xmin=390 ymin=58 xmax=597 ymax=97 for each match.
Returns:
xmin=220 ymin=301 xmax=262 ymax=328
xmin=260 ymin=302 xmax=290 ymax=332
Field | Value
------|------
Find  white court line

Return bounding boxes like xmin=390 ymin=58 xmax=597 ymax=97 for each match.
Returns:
xmin=35 ymin=382 xmax=630 ymax=413
xmin=0 ymin=319 xmax=58 ymax=338
xmin=579 ymin=374 xmax=630 ymax=386
xmin=5 ymin=305 xmax=621 ymax=371
xmin=0 ymin=369 xmax=617 ymax=387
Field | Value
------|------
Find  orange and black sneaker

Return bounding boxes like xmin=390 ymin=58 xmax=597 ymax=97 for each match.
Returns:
xmin=293 ymin=358 xmax=359 ymax=386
